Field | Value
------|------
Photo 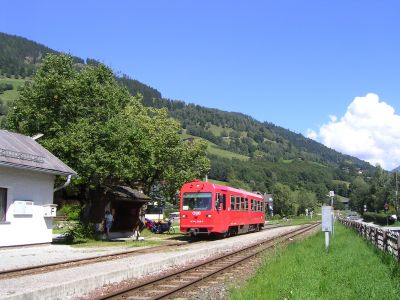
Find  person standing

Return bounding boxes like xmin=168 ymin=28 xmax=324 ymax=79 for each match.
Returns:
xmin=104 ymin=211 xmax=113 ymax=240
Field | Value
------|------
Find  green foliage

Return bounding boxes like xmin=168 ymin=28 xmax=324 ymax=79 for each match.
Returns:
xmin=1 ymin=33 xmax=385 ymax=212
xmin=230 ymin=224 xmax=400 ymax=299
xmin=62 ymin=222 xmax=97 ymax=243
xmin=272 ymin=183 xmax=298 ymax=216
xmin=363 ymin=212 xmax=395 ymax=225
xmin=58 ymin=204 xmax=81 ymax=221
xmin=5 ymin=54 xmax=210 ymax=213
xmin=296 ymin=189 xmax=318 ymax=213
xmin=0 ymin=32 xmax=83 ymax=78
xmin=116 ymin=74 xmax=162 ymax=105
xmin=0 ymin=82 xmax=13 ymax=93
xmin=271 ymin=214 xmax=281 ymax=220
xmin=350 ymin=167 xmax=396 ymax=214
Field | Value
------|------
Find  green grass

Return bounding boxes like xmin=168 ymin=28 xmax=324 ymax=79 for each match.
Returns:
xmin=308 ymin=161 xmax=328 ymax=168
xmin=207 ymin=141 xmax=249 ymax=160
xmin=0 ymin=78 xmax=27 ymax=103
xmin=208 ymin=124 xmax=230 ymax=136
xmin=229 ymin=224 xmax=400 ymax=300
xmin=332 ymin=179 xmax=350 ymax=187
xmin=181 ymin=133 xmax=249 ymax=161
xmin=281 ymin=159 xmax=294 ymax=164
xmin=208 ymin=179 xmax=229 ymax=185
xmin=52 ymin=227 xmax=68 ymax=234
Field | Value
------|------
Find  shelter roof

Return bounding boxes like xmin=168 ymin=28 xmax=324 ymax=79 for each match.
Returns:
xmin=0 ymin=130 xmax=77 ymax=176
xmin=338 ymin=197 xmax=350 ymax=203
xmin=106 ymin=185 xmax=151 ymax=202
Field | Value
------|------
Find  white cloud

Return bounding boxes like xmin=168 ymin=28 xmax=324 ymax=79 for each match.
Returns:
xmin=329 ymin=115 xmax=337 ymax=122
xmin=306 ymin=128 xmax=318 ymax=140
xmin=310 ymin=93 xmax=400 ymax=170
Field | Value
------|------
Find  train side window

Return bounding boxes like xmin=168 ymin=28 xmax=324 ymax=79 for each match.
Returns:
xmin=257 ymin=201 xmax=260 ymax=212
xmin=250 ymin=199 xmax=254 ymax=211
xmin=222 ymin=194 xmax=226 ymax=210
xmin=240 ymin=197 xmax=244 ymax=211
xmin=245 ymin=198 xmax=248 ymax=211
xmin=215 ymin=193 xmax=221 ymax=210
xmin=236 ymin=196 xmax=241 ymax=210
xmin=230 ymin=195 xmax=235 ymax=211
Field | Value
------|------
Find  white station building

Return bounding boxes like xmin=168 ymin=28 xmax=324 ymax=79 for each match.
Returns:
xmin=0 ymin=130 xmax=76 ymax=247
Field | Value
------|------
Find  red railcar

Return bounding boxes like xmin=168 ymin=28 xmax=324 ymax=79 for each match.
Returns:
xmin=180 ymin=181 xmax=265 ymax=237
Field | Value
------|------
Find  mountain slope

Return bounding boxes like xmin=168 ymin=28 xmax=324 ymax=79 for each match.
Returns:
xmin=0 ymin=32 xmax=374 ymax=196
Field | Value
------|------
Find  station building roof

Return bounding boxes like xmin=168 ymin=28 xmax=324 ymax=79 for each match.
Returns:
xmin=0 ymin=130 xmax=77 ymax=176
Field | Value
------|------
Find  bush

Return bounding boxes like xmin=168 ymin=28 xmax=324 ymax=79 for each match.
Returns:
xmin=58 ymin=204 xmax=81 ymax=221
xmin=271 ymin=214 xmax=281 ymax=220
xmin=362 ymin=212 xmax=395 ymax=225
xmin=375 ymin=213 xmax=395 ymax=225
xmin=363 ymin=212 xmax=375 ymax=222
xmin=62 ymin=222 xmax=97 ymax=243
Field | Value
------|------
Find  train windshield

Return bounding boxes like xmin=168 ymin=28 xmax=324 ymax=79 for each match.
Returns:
xmin=182 ymin=192 xmax=212 ymax=211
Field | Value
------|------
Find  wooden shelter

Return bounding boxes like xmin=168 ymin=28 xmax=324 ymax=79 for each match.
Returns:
xmin=102 ymin=186 xmax=150 ymax=231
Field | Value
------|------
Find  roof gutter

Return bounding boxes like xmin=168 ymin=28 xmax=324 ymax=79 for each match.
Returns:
xmin=54 ymin=174 xmax=72 ymax=192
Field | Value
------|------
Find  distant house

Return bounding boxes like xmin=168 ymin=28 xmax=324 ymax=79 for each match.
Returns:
xmin=337 ymin=196 xmax=350 ymax=210
xmin=0 ymin=130 xmax=76 ymax=247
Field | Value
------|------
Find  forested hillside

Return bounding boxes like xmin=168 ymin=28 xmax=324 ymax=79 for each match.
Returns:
xmin=144 ymin=97 xmax=372 ymax=171
xmin=0 ymin=32 xmax=83 ymax=77
xmin=1 ymin=32 xmax=386 ymax=216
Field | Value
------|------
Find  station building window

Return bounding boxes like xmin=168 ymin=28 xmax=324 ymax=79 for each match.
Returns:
xmin=0 ymin=188 xmax=7 ymax=222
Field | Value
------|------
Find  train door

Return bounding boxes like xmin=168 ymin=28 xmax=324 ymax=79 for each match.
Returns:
xmin=215 ymin=192 xmax=227 ymax=232
xmin=246 ymin=197 xmax=250 ymax=230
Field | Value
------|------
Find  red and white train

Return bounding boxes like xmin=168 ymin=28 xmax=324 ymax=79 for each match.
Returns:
xmin=179 ymin=180 xmax=265 ymax=238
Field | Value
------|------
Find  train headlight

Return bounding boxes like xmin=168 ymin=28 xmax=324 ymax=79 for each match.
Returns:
xmin=206 ymin=214 xmax=212 ymax=218
xmin=182 ymin=214 xmax=187 ymax=218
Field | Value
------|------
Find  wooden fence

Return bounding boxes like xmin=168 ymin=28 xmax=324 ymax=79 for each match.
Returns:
xmin=339 ymin=218 xmax=400 ymax=260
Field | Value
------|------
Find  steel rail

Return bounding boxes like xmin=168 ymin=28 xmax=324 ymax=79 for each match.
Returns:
xmin=0 ymin=224 xmax=284 ymax=279
xmin=0 ymin=240 xmax=191 ymax=279
xmin=93 ymin=222 xmax=320 ymax=300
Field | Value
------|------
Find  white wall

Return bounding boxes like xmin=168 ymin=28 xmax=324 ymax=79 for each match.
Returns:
xmin=0 ymin=166 xmax=55 ymax=247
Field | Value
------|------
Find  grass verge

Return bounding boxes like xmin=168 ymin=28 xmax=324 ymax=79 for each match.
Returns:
xmin=229 ymin=223 xmax=400 ymax=299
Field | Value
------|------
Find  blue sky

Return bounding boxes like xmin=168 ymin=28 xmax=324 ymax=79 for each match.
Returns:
xmin=1 ymin=1 xmax=400 ymax=169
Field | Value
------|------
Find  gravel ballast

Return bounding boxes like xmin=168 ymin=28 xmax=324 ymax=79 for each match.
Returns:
xmin=0 ymin=226 xmax=301 ymax=300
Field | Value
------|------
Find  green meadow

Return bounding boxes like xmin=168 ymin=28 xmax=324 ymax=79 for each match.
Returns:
xmin=230 ymin=223 xmax=400 ymax=299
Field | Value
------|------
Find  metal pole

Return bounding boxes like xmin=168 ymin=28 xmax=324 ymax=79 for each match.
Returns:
xmin=325 ymin=231 xmax=330 ymax=251
xmin=331 ymin=196 xmax=334 ymax=236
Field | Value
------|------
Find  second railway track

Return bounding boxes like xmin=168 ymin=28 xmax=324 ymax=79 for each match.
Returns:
xmin=0 ymin=223 xmax=285 ymax=280
xmin=89 ymin=222 xmax=320 ymax=300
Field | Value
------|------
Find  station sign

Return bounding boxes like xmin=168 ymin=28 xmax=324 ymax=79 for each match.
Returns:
xmin=322 ymin=206 xmax=333 ymax=232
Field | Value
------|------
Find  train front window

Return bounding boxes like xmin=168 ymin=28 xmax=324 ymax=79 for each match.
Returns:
xmin=182 ymin=192 xmax=212 ymax=211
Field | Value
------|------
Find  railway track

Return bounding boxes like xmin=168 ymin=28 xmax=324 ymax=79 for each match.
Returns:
xmin=0 ymin=223 xmax=286 ymax=280
xmin=0 ymin=240 xmax=193 ymax=280
xmin=90 ymin=222 xmax=320 ymax=300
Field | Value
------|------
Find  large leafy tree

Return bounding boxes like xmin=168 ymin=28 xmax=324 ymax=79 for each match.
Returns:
xmin=6 ymin=54 xmax=210 ymax=217
xmin=349 ymin=176 xmax=369 ymax=213
xmin=272 ymin=183 xmax=298 ymax=216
